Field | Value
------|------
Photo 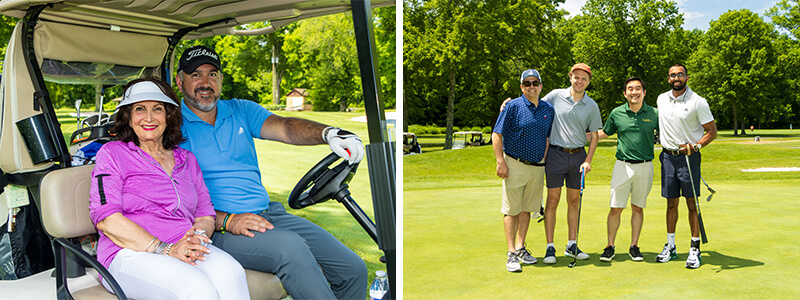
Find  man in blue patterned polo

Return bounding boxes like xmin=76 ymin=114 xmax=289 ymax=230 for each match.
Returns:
xmin=492 ymin=69 xmax=555 ymax=272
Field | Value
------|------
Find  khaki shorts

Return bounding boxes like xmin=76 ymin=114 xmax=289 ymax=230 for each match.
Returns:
xmin=609 ymin=160 xmax=653 ymax=208
xmin=501 ymin=154 xmax=545 ymax=216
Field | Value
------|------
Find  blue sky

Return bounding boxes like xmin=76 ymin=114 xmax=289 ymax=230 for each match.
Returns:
xmin=559 ymin=0 xmax=780 ymax=31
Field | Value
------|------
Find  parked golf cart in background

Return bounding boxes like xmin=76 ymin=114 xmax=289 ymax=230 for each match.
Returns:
xmin=403 ymin=132 xmax=422 ymax=154
xmin=0 ymin=0 xmax=395 ymax=299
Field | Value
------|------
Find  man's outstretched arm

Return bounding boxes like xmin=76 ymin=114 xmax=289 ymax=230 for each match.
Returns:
xmin=260 ymin=114 xmax=364 ymax=164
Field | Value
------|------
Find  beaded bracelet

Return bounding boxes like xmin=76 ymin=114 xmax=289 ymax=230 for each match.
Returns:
xmin=164 ymin=243 xmax=174 ymax=256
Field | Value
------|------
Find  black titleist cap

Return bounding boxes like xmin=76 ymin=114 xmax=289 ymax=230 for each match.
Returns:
xmin=178 ymin=45 xmax=221 ymax=73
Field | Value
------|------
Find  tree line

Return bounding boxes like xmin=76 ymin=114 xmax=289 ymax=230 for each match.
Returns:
xmin=0 ymin=7 xmax=395 ymax=112
xmin=404 ymin=0 xmax=800 ymax=148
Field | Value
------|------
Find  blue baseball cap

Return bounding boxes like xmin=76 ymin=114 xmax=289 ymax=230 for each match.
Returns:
xmin=520 ymin=69 xmax=541 ymax=83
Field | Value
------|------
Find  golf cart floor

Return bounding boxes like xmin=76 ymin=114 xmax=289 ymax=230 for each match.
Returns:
xmin=0 ymin=267 xmax=102 ymax=299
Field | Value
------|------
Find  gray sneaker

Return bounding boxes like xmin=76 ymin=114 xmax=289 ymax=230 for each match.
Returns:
xmin=515 ymin=246 xmax=537 ymax=264
xmin=507 ymin=251 xmax=521 ymax=272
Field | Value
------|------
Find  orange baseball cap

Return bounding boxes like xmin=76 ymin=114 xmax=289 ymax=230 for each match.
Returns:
xmin=570 ymin=63 xmax=592 ymax=77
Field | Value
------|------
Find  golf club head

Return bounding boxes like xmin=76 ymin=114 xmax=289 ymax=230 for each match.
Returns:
xmin=707 ymin=187 xmax=716 ymax=194
xmin=568 ymin=260 xmax=576 ymax=268
xmin=706 ymin=194 xmax=713 ymax=202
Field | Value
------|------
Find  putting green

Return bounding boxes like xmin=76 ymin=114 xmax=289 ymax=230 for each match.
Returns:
xmin=403 ymin=135 xmax=800 ymax=298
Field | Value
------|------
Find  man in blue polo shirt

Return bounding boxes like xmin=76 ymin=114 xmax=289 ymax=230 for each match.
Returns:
xmin=493 ymin=69 xmax=554 ymax=272
xmin=176 ymin=45 xmax=367 ymax=299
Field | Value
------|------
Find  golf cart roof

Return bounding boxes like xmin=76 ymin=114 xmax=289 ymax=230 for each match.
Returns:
xmin=0 ymin=0 xmax=394 ymax=39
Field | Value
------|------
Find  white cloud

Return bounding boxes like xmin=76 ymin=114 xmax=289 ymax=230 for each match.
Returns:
xmin=558 ymin=0 xmax=587 ymax=17
xmin=682 ymin=11 xmax=705 ymax=21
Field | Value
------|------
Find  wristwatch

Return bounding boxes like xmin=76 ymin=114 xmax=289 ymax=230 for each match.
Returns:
xmin=693 ymin=144 xmax=702 ymax=152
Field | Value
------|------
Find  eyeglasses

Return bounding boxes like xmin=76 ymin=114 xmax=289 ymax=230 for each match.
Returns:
xmin=669 ymin=73 xmax=686 ymax=79
xmin=522 ymin=81 xmax=540 ymax=87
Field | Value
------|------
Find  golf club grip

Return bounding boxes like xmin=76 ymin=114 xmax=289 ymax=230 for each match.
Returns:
xmin=698 ymin=212 xmax=708 ymax=244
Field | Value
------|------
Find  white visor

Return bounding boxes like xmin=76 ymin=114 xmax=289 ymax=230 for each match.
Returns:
xmin=119 ymin=81 xmax=178 ymax=107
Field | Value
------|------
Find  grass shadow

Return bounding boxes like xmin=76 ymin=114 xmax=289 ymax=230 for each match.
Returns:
xmin=703 ymin=251 xmax=765 ymax=273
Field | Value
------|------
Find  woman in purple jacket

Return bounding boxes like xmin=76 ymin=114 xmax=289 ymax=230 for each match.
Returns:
xmin=89 ymin=78 xmax=249 ymax=299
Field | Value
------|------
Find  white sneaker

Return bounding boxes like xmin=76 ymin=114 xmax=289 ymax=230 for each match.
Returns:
xmin=655 ymin=243 xmax=677 ymax=263
xmin=565 ymin=244 xmax=590 ymax=260
xmin=507 ymin=251 xmax=521 ymax=272
xmin=685 ymin=247 xmax=701 ymax=269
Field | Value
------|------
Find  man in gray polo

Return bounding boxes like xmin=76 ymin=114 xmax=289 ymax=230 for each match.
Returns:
xmin=539 ymin=63 xmax=603 ymax=264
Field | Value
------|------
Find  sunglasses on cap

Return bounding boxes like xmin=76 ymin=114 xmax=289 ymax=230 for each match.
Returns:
xmin=522 ymin=81 xmax=541 ymax=87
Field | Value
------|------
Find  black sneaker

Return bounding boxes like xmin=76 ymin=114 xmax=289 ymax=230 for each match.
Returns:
xmin=543 ymin=246 xmax=556 ymax=264
xmin=599 ymin=246 xmax=615 ymax=262
xmin=629 ymin=245 xmax=644 ymax=261
xmin=565 ymin=244 xmax=590 ymax=260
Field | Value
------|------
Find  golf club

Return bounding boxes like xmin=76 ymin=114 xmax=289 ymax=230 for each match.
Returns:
xmin=701 ymin=176 xmax=716 ymax=202
xmin=568 ymin=169 xmax=585 ymax=268
xmin=685 ymin=154 xmax=708 ymax=244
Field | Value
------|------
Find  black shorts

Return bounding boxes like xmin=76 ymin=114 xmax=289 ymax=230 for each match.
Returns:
xmin=660 ymin=150 xmax=701 ymax=199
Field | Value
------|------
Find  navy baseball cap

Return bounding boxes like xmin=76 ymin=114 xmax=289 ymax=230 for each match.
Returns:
xmin=520 ymin=69 xmax=541 ymax=83
xmin=178 ymin=45 xmax=221 ymax=73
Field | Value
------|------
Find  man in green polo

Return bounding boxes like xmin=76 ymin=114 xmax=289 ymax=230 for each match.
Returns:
xmin=596 ymin=77 xmax=658 ymax=262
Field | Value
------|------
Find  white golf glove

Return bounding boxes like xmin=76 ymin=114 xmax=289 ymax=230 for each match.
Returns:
xmin=324 ymin=127 xmax=364 ymax=165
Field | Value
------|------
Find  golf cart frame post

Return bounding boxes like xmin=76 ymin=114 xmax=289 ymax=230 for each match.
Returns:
xmin=1 ymin=0 xmax=395 ymax=298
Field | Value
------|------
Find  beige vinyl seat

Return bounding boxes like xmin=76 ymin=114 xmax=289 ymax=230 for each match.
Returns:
xmin=39 ymin=164 xmax=288 ymax=300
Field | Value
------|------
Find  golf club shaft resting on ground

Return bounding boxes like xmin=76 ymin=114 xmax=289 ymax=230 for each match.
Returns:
xmin=568 ymin=169 xmax=586 ymax=268
xmin=685 ymin=155 xmax=708 ymax=244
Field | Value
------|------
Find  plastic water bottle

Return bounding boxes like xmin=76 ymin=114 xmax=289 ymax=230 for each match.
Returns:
xmin=369 ymin=270 xmax=388 ymax=300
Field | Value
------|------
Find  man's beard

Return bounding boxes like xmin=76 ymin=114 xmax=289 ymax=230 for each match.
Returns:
xmin=671 ymin=81 xmax=686 ymax=91
xmin=186 ymin=88 xmax=218 ymax=112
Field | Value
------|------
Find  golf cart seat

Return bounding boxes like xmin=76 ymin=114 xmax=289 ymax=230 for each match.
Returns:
xmin=39 ymin=165 xmax=288 ymax=300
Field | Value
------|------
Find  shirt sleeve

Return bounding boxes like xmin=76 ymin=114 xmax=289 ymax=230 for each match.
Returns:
xmin=602 ymin=110 xmax=617 ymax=136
xmin=235 ymin=99 xmax=273 ymax=138
xmin=186 ymin=151 xmax=216 ymax=218
xmin=696 ymin=97 xmax=714 ymax=125
xmin=494 ymin=104 xmax=511 ymax=135
xmin=89 ymin=145 xmax=125 ymax=226
xmin=590 ymin=103 xmax=603 ymax=131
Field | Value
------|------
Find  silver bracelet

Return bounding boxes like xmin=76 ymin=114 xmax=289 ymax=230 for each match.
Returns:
xmin=145 ymin=236 xmax=157 ymax=252
xmin=164 ymin=243 xmax=174 ymax=256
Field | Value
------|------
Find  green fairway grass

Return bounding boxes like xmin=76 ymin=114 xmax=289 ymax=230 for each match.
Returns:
xmin=404 ymin=131 xmax=800 ymax=298
xmin=58 ymin=107 xmax=387 ymax=291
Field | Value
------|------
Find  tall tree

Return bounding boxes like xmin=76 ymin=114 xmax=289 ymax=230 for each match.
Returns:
xmin=404 ymin=0 xmax=569 ymax=149
xmin=688 ymin=9 xmax=780 ymax=135
xmin=570 ymin=0 xmax=683 ymax=116
xmin=767 ymin=0 xmax=800 ymax=127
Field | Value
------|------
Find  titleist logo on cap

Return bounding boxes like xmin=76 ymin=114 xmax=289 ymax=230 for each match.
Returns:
xmin=185 ymin=48 xmax=218 ymax=61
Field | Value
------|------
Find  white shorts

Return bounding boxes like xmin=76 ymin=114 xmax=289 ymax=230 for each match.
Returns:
xmin=609 ymin=160 xmax=653 ymax=208
xmin=501 ymin=154 xmax=545 ymax=216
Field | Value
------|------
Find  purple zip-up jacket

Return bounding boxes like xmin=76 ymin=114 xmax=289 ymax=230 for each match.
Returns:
xmin=89 ymin=141 xmax=215 ymax=268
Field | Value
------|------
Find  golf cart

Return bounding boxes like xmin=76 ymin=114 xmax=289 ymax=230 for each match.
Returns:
xmin=403 ymin=132 xmax=421 ymax=154
xmin=452 ymin=131 xmax=485 ymax=149
xmin=0 ymin=0 xmax=395 ymax=299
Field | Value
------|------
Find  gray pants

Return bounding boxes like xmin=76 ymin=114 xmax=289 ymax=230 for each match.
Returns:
xmin=211 ymin=201 xmax=368 ymax=299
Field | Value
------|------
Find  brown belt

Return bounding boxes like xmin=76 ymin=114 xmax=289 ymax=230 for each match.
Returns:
xmin=552 ymin=145 xmax=583 ymax=154
xmin=664 ymin=149 xmax=682 ymax=156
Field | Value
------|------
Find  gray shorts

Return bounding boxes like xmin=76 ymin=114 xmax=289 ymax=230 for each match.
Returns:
xmin=545 ymin=145 xmax=586 ymax=189
xmin=660 ymin=150 xmax=701 ymax=199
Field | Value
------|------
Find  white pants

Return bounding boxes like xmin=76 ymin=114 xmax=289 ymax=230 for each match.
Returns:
xmin=609 ymin=160 xmax=653 ymax=208
xmin=103 ymin=245 xmax=250 ymax=300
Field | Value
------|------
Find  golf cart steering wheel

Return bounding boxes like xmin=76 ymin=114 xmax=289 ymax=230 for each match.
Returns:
xmin=288 ymin=153 xmax=357 ymax=209
xmin=288 ymin=152 xmax=378 ymax=244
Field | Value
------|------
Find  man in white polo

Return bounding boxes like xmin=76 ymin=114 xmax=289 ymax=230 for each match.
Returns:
xmin=655 ymin=63 xmax=717 ymax=269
